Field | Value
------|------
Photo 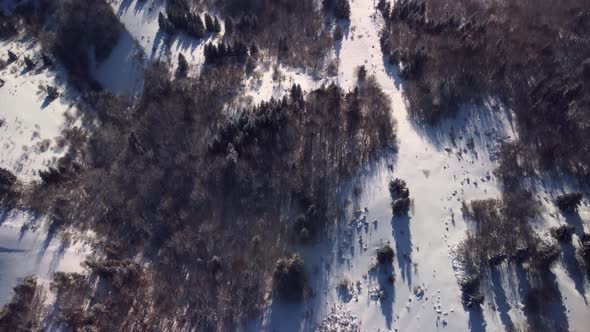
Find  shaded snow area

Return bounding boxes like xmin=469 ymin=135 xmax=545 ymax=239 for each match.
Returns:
xmin=0 ymin=210 xmax=88 ymax=304
xmin=249 ymin=0 xmax=590 ymax=331
xmin=0 ymin=39 xmax=76 ymax=181
xmin=102 ymin=0 xmax=225 ymax=94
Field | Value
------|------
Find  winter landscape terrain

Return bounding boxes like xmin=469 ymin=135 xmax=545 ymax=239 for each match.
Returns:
xmin=0 ymin=0 xmax=589 ymax=331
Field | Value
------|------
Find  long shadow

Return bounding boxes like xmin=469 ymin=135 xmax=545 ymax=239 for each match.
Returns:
xmin=561 ymin=242 xmax=587 ymax=303
xmin=490 ymin=265 xmax=515 ymax=331
xmin=517 ymin=264 xmax=570 ymax=332
xmin=334 ymin=20 xmax=351 ymax=60
xmin=371 ymin=262 xmax=395 ymax=330
xmin=467 ymin=307 xmax=486 ymax=332
xmin=391 ymin=214 xmax=412 ymax=287
xmin=411 ymin=100 xmax=513 ymax=157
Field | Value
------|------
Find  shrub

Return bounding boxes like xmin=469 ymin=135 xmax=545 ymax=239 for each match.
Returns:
xmin=376 ymin=245 xmax=395 ymax=264
xmin=273 ymin=254 xmax=306 ymax=300
xmin=550 ymin=224 xmax=575 ymax=243
xmin=46 ymin=85 xmax=59 ymax=100
xmin=389 ymin=178 xmax=410 ymax=215
xmin=459 ymin=273 xmax=483 ymax=308
xmin=555 ymin=193 xmax=584 ymax=213
xmin=0 ymin=168 xmax=16 ymax=189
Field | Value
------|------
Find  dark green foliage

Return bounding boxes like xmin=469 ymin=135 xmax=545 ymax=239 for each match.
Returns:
xmin=555 ymin=193 xmax=584 ymax=213
xmin=273 ymin=254 xmax=306 ymax=300
xmin=357 ymin=64 xmax=367 ymax=81
xmin=16 ymin=0 xmax=122 ymax=90
xmin=204 ymin=13 xmax=215 ymax=32
xmin=376 ymin=245 xmax=395 ymax=264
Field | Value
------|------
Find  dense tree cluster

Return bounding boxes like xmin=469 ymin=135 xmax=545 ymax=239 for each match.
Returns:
xmin=216 ymin=0 xmax=334 ymax=69
xmin=14 ymin=60 xmax=395 ymax=329
xmin=555 ymin=193 xmax=584 ymax=213
xmin=378 ymin=0 xmax=590 ymax=182
xmin=457 ymin=192 xmax=571 ymax=330
xmin=158 ymin=0 xmax=221 ymax=38
xmin=203 ymin=39 xmax=250 ymax=64
xmin=14 ymin=0 xmax=121 ymax=90
xmin=389 ymin=178 xmax=410 ymax=215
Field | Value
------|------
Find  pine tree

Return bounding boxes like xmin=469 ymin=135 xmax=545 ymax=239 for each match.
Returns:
xmin=158 ymin=12 xmax=174 ymax=33
xmin=177 ymin=53 xmax=188 ymax=78
xmin=225 ymin=17 xmax=235 ymax=35
xmin=335 ymin=0 xmax=351 ymax=20
xmin=250 ymin=42 xmax=259 ymax=57
xmin=204 ymin=13 xmax=215 ymax=32
xmin=191 ymin=14 xmax=205 ymax=38
xmin=213 ymin=17 xmax=222 ymax=33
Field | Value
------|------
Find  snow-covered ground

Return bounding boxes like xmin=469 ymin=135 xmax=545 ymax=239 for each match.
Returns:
xmin=0 ymin=38 xmax=76 ymax=181
xmin=250 ymin=0 xmax=590 ymax=331
xmin=0 ymin=210 xmax=89 ymax=304
xmin=0 ymin=38 xmax=88 ymax=305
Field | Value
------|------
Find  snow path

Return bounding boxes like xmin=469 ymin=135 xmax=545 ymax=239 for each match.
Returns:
xmin=253 ymin=1 xmax=589 ymax=331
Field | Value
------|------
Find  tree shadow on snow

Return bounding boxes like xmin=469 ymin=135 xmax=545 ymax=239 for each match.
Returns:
xmin=516 ymin=264 xmax=570 ymax=332
xmin=391 ymin=214 xmax=413 ymax=287
xmin=490 ymin=265 xmax=515 ymax=331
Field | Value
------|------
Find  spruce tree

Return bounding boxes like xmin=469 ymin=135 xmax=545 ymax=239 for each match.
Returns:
xmin=335 ymin=0 xmax=351 ymax=20
xmin=225 ymin=17 xmax=235 ymax=35
xmin=177 ymin=53 xmax=188 ymax=78
xmin=204 ymin=13 xmax=215 ymax=32
xmin=213 ymin=17 xmax=222 ymax=33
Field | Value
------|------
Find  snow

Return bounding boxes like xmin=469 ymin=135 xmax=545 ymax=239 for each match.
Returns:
xmin=0 ymin=38 xmax=76 ymax=181
xmin=250 ymin=0 xmax=590 ymax=331
xmin=0 ymin=210 xmax=89 ymax=304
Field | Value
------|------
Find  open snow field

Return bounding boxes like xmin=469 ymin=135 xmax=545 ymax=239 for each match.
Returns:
xmin=0 ymin=39 xmax=76 ymax=181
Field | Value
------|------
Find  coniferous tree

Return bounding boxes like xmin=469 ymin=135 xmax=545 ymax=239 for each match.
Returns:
xmin=204 ymin=13 xmax=215 ymax=32
xmin=225 ymin=17 xmax=235 ymax=35
xmin=213 ymin=17 xmax=222 ymax=33
xmin=158 ymin=12 xmax=174 ymax=33
xmin=191 ymin=14 xmax=205 ymax=38
xmin=335 ymin=0 xmax=351 ymax=20
xmin=250 ymin=42 xmax=259 ymax=57
xmin=177 ymin=53 xmax=188 ymax=78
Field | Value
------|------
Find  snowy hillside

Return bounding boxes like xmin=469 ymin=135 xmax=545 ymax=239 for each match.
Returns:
xmin=0 ymin=0 xmax=588 ymax=331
